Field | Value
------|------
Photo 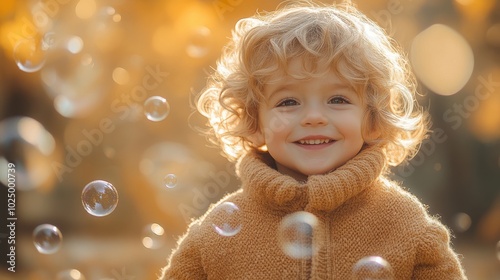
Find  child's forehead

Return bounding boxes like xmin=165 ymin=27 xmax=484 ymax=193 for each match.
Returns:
xmin=263 ymin=58 xmax=351 ymax=90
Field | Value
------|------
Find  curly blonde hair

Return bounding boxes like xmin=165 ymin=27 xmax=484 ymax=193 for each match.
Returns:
xmin=196 ymin=0 xmax=429 ymax=166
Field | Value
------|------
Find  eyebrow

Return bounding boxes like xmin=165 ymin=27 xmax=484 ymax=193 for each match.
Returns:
xmin=265 ymin=80 xmax=352 ymax=100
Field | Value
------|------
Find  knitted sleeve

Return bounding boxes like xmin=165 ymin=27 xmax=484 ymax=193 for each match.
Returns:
xmin=159 ymin=223 xmax=207 ymax=280
xmin=412 ymin=217 xmax=467 ymax=279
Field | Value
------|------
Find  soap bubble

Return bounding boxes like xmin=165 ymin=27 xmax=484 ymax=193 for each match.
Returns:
xmin=33 ymin=224 xmax=63 ymax=254
xmin=144 ymin=96 xmax=170 ymax=122
xmin=81 ymin=180 xmax=118 ymax=217
xmin=278 ymin=211 xmax=318 ymax=259
xmin=211 ymin=202 xmax=242 ymax=237
xmin=142 ymin=223 xmax=166 ymax=249
xmin=352 ymin=256 xmax=394 ymax=280
xmin=163 ymin=173 xmax=177 ymax=189
xmin=56 ymin=269 xmax=86 ymax=280
xmin=13 ymin=39 xmax=46 ymax=73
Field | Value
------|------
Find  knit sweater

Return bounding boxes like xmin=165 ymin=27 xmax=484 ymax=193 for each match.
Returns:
xmin=159 ymin=146 xmax=467 ymax=279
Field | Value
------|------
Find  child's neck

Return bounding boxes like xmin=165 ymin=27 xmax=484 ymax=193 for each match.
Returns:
xmin=275 ymin=163 xmax=309 ymax=183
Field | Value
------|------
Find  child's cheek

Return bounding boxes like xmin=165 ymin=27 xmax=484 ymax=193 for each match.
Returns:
xmin=263 ymin=112 xmax=293 ymax=137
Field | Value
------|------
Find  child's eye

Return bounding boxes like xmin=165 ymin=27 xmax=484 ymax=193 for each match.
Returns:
xmin=276 ymin=98 xmax=299 ymax=107
xmin=328 ymin=96 xmax=350 ymax=104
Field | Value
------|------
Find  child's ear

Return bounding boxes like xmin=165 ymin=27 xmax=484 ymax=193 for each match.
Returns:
xmin=364 ymin=127 xmax=381 ymax=142
xmin=248 ymin=129 xmax=266 ymax=147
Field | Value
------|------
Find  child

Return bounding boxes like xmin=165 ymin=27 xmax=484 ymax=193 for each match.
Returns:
xmin=159 ymin=1 xmax=467 ymax=279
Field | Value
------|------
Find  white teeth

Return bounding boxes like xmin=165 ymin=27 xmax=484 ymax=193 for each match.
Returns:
xmin=298 ymin=139 xmax=331 ymax=145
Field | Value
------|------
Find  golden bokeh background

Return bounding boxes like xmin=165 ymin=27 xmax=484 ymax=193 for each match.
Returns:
xmin=0 ymin=0 xmax=499 ymax=279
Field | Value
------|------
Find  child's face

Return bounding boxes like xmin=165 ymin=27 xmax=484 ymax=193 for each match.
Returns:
xmin=252 ymin=59 xmax=366 ymax=181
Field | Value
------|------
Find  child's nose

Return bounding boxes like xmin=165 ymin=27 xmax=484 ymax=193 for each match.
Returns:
xmin=300 ymin=106 xmax=328 ymax=126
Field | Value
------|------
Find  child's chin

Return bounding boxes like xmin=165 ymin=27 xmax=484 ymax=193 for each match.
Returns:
xmin=304 ymin=168 xmax=338 ymax=176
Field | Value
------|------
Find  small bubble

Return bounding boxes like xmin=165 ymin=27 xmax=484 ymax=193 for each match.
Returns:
xmin=278 ymin=211 xmax=318 ymax=259
xmin=163 ymin=173 xmax=177 ymax=188
xmin=81 ymin=180 xmax=118 ymax=217
xmin=211 ymin=202 xmax=242 ymax=237
xmin=142 ymin=223 xmax=166 ymax=249
xmin=144 ymin=96 xmax=170 ymax=122
xmin=33 ymin=224 xmax=63 ymax=254
xmin=352 ymin=256 xmax=394 ymax=280
xmin=13 ymin=39 xmax=46 ymax=73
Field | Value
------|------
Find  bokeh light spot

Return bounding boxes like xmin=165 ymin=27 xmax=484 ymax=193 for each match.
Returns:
xmin=67 ymin=36 xmax=84 ymax=54
xmin=56 ymin=269 xmax=86 ymax=280
xmin=186 ymin=26 xmax=211 ymax=58
xmin=112 ymin=67 xmax=130 ymax=85
xmin=410 ymin=24 xmax=474 ymax=96
xmin=142 ymin=223 xmax=166 ymax=249
xmin=75 ymin=0 xmax=97 ymax=19
xmin=453 ymin=212 xmax=472 ymax=233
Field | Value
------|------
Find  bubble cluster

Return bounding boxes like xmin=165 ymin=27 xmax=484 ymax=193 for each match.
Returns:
xmin=278 ymin=211 xmax=318 ymax=259
xmin=211 ymin=202 xmax=242 ymax=237
xmin=352 ymin=256 xmax=394 ymax=280
xmin=33 ymin=224 xmax=63 ymax=254
xmin=81 ymin=180 xmax=119 ymax=217
xmin=144 ymin=96 xmax=170 ymax=122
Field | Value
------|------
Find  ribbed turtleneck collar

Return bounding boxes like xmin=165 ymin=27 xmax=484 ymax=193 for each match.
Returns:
xmin=237 ymin=145 xmax=387 ymax=212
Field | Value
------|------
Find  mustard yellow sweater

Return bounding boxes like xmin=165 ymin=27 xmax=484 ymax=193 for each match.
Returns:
xmin=160 ymin=146 xmax=467 ymax=279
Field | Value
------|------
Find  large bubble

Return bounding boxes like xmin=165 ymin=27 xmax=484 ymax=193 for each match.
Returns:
xmin=352 ymin=256 xmax=394 ymax=280
xmin=81 ymin=180 xmax=118 ymax=217
xmin=278 ymin=211 xmax=318 ymax=259
xmin=211 ymin=202 xmax=242 ymax=237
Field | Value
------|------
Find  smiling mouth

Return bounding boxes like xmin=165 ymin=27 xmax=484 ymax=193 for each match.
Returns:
xmin=296 ymin=139 xmax=333 ymax=145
